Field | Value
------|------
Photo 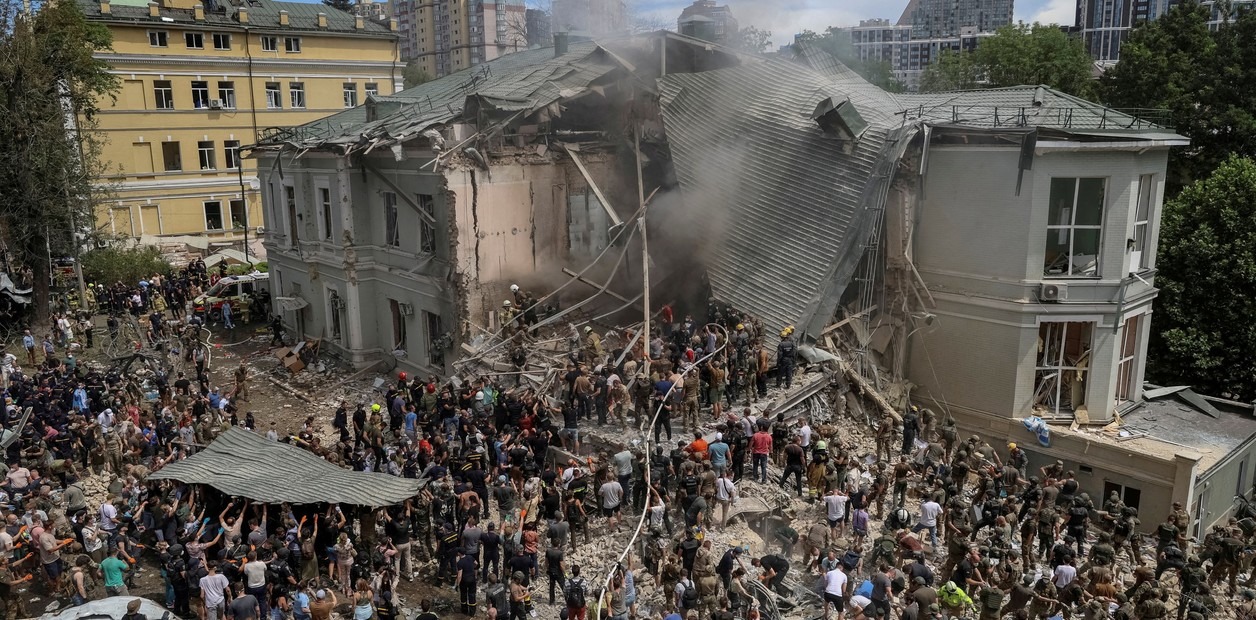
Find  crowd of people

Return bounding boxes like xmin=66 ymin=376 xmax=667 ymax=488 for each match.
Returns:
xmin=2 ymin=285 xmax=1256 ymax=620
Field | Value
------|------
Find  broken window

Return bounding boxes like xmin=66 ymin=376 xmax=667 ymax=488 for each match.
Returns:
xmin=328 ymin=290 xmax=343 ymax=340
xmin=1132 ymin=174 xmax=1153 ymax=272
xmin=1102 ymin=481 xmax=1141 ymax=511
xmin=1115 ymin=314 xmax=1141 ymax=405
xmin=418 ymin=193 xmax=436 ymax=254
xmin=1044 ymin=178 xmax=1105 ymax=277
xmin=383 ymin=191 xmax=400 ymax=247
xmin=389 ymin=299 xmax=408 ymax=351
xmin=318 ymin=186 xmax=334 ymax=241
xmin=425 ymin=310 xmax=443 ymax=366
xmin=1034 ymin=321 xmax=1093 ymax=415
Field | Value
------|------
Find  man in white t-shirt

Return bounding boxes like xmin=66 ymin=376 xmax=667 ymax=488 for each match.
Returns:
xmin=715 ymin=473 xmax=738 ymax=529
xmin=796 ymin=418 xmax=813 ymax=450
xmin=823 ymin=566 xmax=848 ymax=620
xmin=200 ymin=561 xmax=232 ymax=620
xmin=912 ymin=498 xmax=943 ymax=551
xmin=823 ymin=488 xmax=849 ymax=540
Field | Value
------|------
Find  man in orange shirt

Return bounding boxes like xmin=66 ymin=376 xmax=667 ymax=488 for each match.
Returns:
xmin=688 ymin=432 xmax=709 ymax=461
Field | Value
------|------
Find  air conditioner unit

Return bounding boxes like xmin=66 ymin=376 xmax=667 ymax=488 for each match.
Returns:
xmin=398 ymin=302 xmax=414 ymax=316
xmin=1039 ymin=282 xmax=1068 ymax=302
xmin=208 ymin=99 xmax=224 ymax=109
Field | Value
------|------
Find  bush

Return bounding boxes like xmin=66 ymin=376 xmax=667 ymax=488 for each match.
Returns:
xmin=82 ymin=245 xmax=171 ymax=286
xmin=224 ymin=261 xmax=267 ymax=276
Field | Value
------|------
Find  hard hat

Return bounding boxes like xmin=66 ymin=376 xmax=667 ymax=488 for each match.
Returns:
xmin=1008 ymin=442 xmax=1016 ymax=450
xmin=584 ymin=326 xmax=593 ymax=333
xmin=780 ymin=330 xmax=788 ymax=337
xmin=510 ymin=284 xmax=520 ymax=293
xmin=502 ymin=300 xmax=512 ymax=308
xmin=371 ymin=404 xmax=381 ymax=412
xmin=736 ymin=324 xmax=744 ymax=330
xmin=398 ymin=372 xmax=407 ymax=381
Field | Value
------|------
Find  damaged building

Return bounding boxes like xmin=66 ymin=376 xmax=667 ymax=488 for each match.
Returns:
xmin=252 ymin=31 xmax=1256 ymax=531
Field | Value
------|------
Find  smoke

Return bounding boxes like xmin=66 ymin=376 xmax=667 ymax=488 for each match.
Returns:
xmin=632 ymin=0 xmax=904 ymax=45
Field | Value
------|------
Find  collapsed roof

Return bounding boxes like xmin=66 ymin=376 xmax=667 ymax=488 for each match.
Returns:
xmin=150 ymin=426 xmax=424 ymax=506
xmin=254 ymin=32 xmax=1180 ymax=346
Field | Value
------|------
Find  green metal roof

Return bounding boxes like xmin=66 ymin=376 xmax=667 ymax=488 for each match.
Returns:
xmin=78 ymin=0 xmax=395 ymax=35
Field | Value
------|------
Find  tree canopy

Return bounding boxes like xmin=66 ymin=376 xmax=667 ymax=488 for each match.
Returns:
xmin=402 ymin=59 xmax=433 ymax=90
xmin=1147 ymin=156 xmax=1256 ymax=399
xmin=919 ymin=23 xmax=1094 ymax=97
xmin=1101 ymin=1 xmax=1256 ymax=191
xmin=0 ymin=0 xmax=117 ymax=320
xmin=730 ymin=26 xmax=773 ymax=54
xmin=322 ymin=0 xmax=354 ymax=14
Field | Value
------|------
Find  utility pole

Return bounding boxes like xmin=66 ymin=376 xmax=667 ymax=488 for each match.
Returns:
xmin=635 ymin=121 xmax=649 ymax=378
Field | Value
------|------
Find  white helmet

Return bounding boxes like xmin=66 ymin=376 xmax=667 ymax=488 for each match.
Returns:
xmin=510 ymin=284 xmax=520 ymax=293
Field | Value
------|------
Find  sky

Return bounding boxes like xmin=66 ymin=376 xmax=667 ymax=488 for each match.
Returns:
xmin=634 ymin=0 xmax=1077 ymax=46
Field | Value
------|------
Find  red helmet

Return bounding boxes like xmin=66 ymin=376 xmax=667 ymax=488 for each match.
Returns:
xmin=398 ymin=372 xmax=408 ymax=381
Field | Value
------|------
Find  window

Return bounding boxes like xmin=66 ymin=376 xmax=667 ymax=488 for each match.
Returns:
xmin=197 ymin=141 xmax=216 ymax=170
xmin=365 ymin=82 xmax=380 ymax=97
xmin=284 ymin=36 xmax=302 ymax=52
xmin=318 ymin=186 xmax=333 ymax=241
xmin=383 ymin=191 xmax=400 ymax=246
xmin=1240 ymin=458 xmax=1249 ymax=498
xmin=153 ymin=80 xmax=174 ymax=109
xmin=1034 ymin=321 xmax=1094 ymax=415
xmin=261 ymin=35 xmax=278 ymax=51
xmin=185 ymin=32 xmax=203 ymax=49
xmin=1044 ymin=177 xmax=1105 ymax=276
xmin=285 ymin=185 xmax=299 ymax=243
xmin=204 ymin=201 xmax=224 ymax=230
xmin=161 ymin=142 xmax=181 ymax=171
xmin=224 ymin=140 xmax=240 ymax=170
xmin=265 ymin=82 xmax=282 ymax=109
xmin=389 ymin=299 xmax=408 ymax=350
xmin=328 ymin=291 xmax=343 ymax=339
xmin=425 ymin=311 xmax=444 ymax=366
xmin=343 ymin=83 xmax=358 ymax=108
xmin=229 ymin=199 xmax=246 ymax=229
xmin=418 ymin=193 xmax=436 ymax=254
xmin=217 ymin=81 xmax=235 ymax=108
xmin=289 ymin=82 xmax=305 ymax=109
xmin=149 ymin=31 xmax=168 ymax=47
xmin=1115 ymin=314 xmax=1141 ymax=404
xmin=1102 ymin=481 xmax=1142 ymax=511
xmin=212 ymin=33 xmax=231 ymax=50
xmin=1132 ymin=174 xmax=1154 ymax=271
xmin=191 ymin=80 xmax=210 ymax=109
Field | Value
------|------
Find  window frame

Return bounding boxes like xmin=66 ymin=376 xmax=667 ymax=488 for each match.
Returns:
xmin=317 ymin=183 xmax=334 ymax=242
xmin=260 ymin=35 xmax=278 ymax=52
xmin=383 ymin=191 xmax=400 ymax=247
xmin=224 ymin=140 xmax=241 ymax=170
xmin=365 ymin=82 xmax=380 ymax=98
xmin=264 ymin=82 xmax=282 ymax=109
xmin=1115 ymin=314 xmax=1142 ymax=405
xmin=229 ymin=199 xmax=247 ymax=230
xmin=217 ymin=81 xmax=236 ymax=109
xmin=204 ymin=200 xmax=225 ymax=231
xmin=1132 ymin=174 xmax=1154 ymax=272
xmin=342 ymin=82 xmax=358 ymax=108
xmin=418 ymin=193 xmax=436 ymax=254
xmin=1034 ymin=321 xmax=1095 ymax=416
xmin=1044 ymin=177 xmax=1106 ymax=278
xmin=389 ymin=299 xmax=408 ymax=350
xmin=212 ymin=32 xmax=232 ymax=50
xmin=185 ymin=31 xmax=204 ymax=49
xmin=424 ymin=310 xmax=443 ymax=366
xmin=160 ymin=141 xmax=182 ymax=171
xmin=148 ymin=30 xmax=169 ymax=47
xmin=289 ymin=82 xmax=306 ymax=109
xmin=190 ymin=80 xmax=211 ymax=109
xmin=196 ymin=141 xmax=216 ymax=170
xmin=284 ymin=36 xmax=302 ymax=53
xmin=153 ymin=80 xmax=175 ymax=110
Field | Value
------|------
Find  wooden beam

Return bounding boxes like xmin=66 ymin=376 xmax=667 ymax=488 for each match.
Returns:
xmin=819 ymin=305 xmax=878 ymax=337
xmin=562 ymin=144 xmax=623 ymax=227
xmin=364 ymin=162 xmax=436 ymax=225
xmin=837 ymin=355 xmax=902 ymax=424
xmin=561 ymin=267 xmax=633 ymax=303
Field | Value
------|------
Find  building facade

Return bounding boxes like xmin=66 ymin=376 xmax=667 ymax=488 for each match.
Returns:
xmin=1077 ymin=0 xmax=1256 ymax=62
xmin=899 ymin=0 xmax=1013 ymax=39
xmin=550 ymin=0 xmax=627 ymax=37
xmin=391 ymin=0 xmax=526 ymax=76
xmin=843 ymin=19 xmax=993 ymax=90
xmin=80 ymin=0 xmax=400 ymax=246
xmin=676 ymin=0 xmax=738 ymax=45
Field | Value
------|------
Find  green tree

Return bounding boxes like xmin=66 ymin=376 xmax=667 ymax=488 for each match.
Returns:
xmin=731 ymin=26 xmax=773 ymax=54
xmin=81 ymin=245 xmax=172 ymax=287
xmin=0 ymin=0 xmax=117 ymax=321
xmin=919 ymin=50 xmax=980 ymax=92
xmin=1148 ymin=156 xmax=1256 ymax=399
xmin=1101 ymin=1 xmax=1255 ymax=191
xmin=973 ymin=23 xmax=1096 ymax=97
xmin=791 ymin=27 xmax=905 ymax=92
xmin=402 ymin=58 xmax=434 ymax=90
xmin=322 ymin=0 xmax=355 ymax=14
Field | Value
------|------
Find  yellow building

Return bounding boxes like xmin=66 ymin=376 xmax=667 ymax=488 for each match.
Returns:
xmin=80 ymin=0 xmax=400 ymax=244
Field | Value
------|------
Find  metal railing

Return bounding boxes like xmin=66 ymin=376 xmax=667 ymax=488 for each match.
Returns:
xmin=902 ymin=104 xmax=1174 ymax=131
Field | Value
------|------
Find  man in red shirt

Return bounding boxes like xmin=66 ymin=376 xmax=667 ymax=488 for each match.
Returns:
xmin=751 ymin=424 xmax=773 ymax=484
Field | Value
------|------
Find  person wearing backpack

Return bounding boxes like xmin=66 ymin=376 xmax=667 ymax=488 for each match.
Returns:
xmin=565 ymin=565 xmax=588 ymax=620
xmin=675 ymin=576 xmax=699 ymax=613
